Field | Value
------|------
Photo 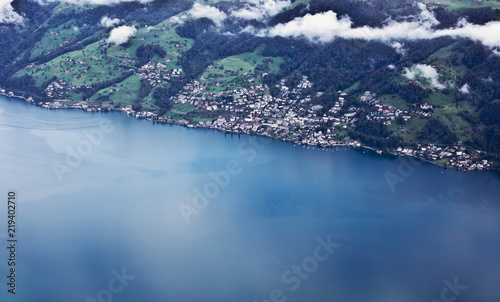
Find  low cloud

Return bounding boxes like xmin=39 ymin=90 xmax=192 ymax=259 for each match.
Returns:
xmin=32 ymin=0 xmax=153 ymax=5
xmin=260 ymin=3 xmax=439 ymax=43
xmin=190 ymin=2 xmax=227 ymax=26
xmin=189 ymin=0 xmax=290 ymax=25
xmin=169 ymin=16 xmax=181 ymax=24
xmin=403 ymin=64 xmax=445 ymax=90
xmin=241 ymin=25 xmax=257 ymax=35
xmin=391 ymin=41 xmax=407 ymax=55
xmin=231 ymin=0 xmax=290 ymax=21
xmin=436 ymin=18 xmax=500 ymax=49
xmin=107 ymin=25 xmax=136 ymax=45
xmin=459 ymin=83 xmax=471 ymax=94
xmin=58 ymin=0 xmax=152 ymax=4
xmin=257 ymin=3 xmax=500 ymax=52
xmin=0 ymin=0 xmax=23 ymax=24
xmin=100 ymin=16 xmax=121 ymax=28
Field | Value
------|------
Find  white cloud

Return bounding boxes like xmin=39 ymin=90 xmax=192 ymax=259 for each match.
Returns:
xmin=169 ymin=16 xmax=181 ymax=24
xmin=435 ymin=19 xmax=500 ymax=49
xmin=459 ymin=83 xmax=471 ymax=94
xmin=261 ymin=11 xmax=350 ymax=42
xmin=100 ymin=16 xmax=121 ymax=28
xmin=259 ymin=3 xmax=500 ymax=51
xmin=387 ymin=64 xmax=396 ymax=70
xmin=0 ymin=0 xmax=23 ymax=24
xmin=403 ymin=64 xmax=446 ymax=90
xmin=231 ymin=0 xmax=290 ymax=21
xmin=261 ymin=3 xmax=439 ymax=42
xmin=53 ymin=0 xmax=153 ymax=4
xmin=241 ymin=25 xmax=257 ymax=35
xmin=107 ymin=25 xmax=136 ymax=45
xmin=188 ymin=0 xmax=290 ymax=26
xmin=414 ymin=2 xmax=440 ymax=26
xmin=391 ymin=41 xmax=407 ymax=55
xmin=190 ymin=2 xmax=227 ymax=26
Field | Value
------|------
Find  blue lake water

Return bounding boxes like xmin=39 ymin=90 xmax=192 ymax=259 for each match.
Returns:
xmin=0 ymin=95 xmax=499 ymax=302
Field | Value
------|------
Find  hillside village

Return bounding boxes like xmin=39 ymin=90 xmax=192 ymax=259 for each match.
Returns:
xmin=3 ymin=69 xmax=491 ymax=171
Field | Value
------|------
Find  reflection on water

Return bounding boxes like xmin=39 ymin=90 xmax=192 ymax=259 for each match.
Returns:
xmin=1 ymin=96 xmax=499 ymax=302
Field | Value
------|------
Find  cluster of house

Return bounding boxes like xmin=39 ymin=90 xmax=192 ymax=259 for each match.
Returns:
xmin=6 ymin=58 xmax=494 ymax=171
xmin=121 ymin=74 xmax=489 ymax=170
xmin=394 ymin=144 xmax=491 ymax=170
xmin=354 ymin=91 xmax=489 ymax=170
xmin=152 ymin=76 xmax=364 ymax=148
xmin=136 ymin=62 xmax=181 ymax=86
xmin=45 ymin=79 xmax=74 ymax=99
xmin=41 ymin=61 xmax=182 ymax=101
xmin=359 ymin=91 xmax=412 ymax=124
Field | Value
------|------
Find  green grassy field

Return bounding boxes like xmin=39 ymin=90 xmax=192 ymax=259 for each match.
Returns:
xmin=30 ymin=25 xmax=72 ymax=59
xmin=191 ymin=116 xmax=217 ymax=123
xmin=387 ymin=116 xmax=428 ymax=143
xmin=433 ymin=107 xmax=474 ymax=141
xmin=15 ymin=39 xmax=136 ymax=87
xmin=435 ymin=158 xmax=450 ymax=165
xmin=129 ymin=18 xmax=194 ymax=69
xmin=200 ymin=49 xmax=283 ymax=92
xmin=420 ymin=0 xmax=500 ymax=11
xmin=424 ymin=91 xmax=455 ymax=106
xmin=170 ymin=102 xmax=195 ymax=115
xmin=423 ymin=44 xmax=469 ymax=99
xmin=12 ymin=10 xmax=199 ymax=107
xmin=166 ymin=103 xmax=196 ymax=120
xmin=344 ymin=81 xmax=360 ymax=94
xmin=386 ymin=102 xmax=475 ymax=143
xmin=88 ymin=20 xmax=192 ymax=83
xmin=51 ymin=2 xmax=92 ymax=15
xmin=390 ymin=42 xmax=471 ymax=107
xmin=29 ymin=21 xmax=82 ymax=60
xmin=380 ymin=94 xmax=410 ymax=110
xmin=89 ymin=74 xmax=142 ymax=105
xmin=20 ymin=2 xmax=105 ymax=63
xmin=287 ymin=0 xmax=310 ymax=9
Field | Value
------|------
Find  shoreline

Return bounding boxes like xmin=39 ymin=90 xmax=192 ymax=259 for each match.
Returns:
xmin=1 ymin=90 xmax=497 ymax=172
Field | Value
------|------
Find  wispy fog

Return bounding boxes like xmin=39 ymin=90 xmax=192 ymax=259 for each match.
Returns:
xmin=0 ymin=0 xmax=23 ymax=24
xmin=257 ymin=3 xmax=500 ymax=51
xmin=107 ymin=25 xmax=137 ymax=45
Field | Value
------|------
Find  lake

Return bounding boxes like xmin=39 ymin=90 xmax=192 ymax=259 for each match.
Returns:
xmin=0 ymin=95 xmax=499 ymax=302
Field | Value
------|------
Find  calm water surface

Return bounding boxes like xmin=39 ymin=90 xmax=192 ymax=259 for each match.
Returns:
xmin=0 ymin=95 xmax=499 ymax=302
